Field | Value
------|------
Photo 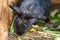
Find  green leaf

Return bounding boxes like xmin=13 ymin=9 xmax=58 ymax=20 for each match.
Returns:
xmin=52 ymin=19 xmax=60 ymax=23
xmin=50 ymin=10 xmax=59 ymax=17
xmin=55 ymin=37 xmax=60 ymax=40
xmin=57 ymin=25 xmax=60 ymax=29
xmin=10 ymin=21 xmax=15 ymax=33
xmin=51 ymin=17 xmax=60 ymax=22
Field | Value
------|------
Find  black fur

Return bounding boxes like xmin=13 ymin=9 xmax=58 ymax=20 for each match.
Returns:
xmin=9 ymin=0 xmax=51 ymax=35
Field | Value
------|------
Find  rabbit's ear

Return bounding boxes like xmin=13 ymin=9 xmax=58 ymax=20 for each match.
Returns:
xmin=9 ymin=5 xmax=22 ymax=14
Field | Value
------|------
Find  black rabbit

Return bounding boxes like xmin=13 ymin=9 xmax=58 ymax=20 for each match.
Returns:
xmin=9 ymin=0 xmax=51 ymax=35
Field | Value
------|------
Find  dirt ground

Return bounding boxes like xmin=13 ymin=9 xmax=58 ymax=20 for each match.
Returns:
xmin=8 ymin=30 xmax=59 ymax=40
